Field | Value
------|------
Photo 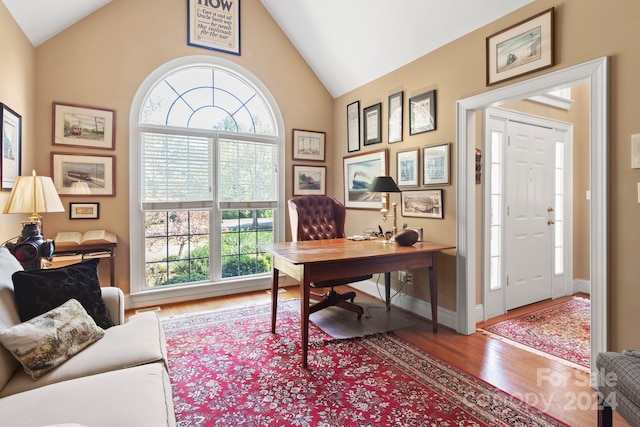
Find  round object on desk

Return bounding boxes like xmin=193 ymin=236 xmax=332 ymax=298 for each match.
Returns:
xmin=395 ymin=229 xmax=419 ymax=246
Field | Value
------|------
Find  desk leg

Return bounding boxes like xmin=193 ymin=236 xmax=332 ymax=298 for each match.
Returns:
xmin=384 ymin=272 xmax=391 ymax=311
xmin=270 ymin=268 xmax=280 ymax=334
xmin=300 ymin=271 xmax=310 ymax=369
xmin=428 ymin=252 xmax=438 ymax=333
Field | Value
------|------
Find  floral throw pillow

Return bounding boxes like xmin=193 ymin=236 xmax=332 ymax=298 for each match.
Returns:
xmin=0 ymin=299 xmax=105 ymax=379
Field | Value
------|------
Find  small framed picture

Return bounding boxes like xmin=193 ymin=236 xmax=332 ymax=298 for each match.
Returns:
xmin=347 ymin=100 xmax=360 ymax=152
xmin=69 ymin=202 xmax=100 ymax=220
xmin=51 ymin=152 xmax=115 ymax=196
xmin=1 ymin=104 xmax=21 ymax=190
xmin=363 ymin=102 xmax=382 ymax=145
xmin=409 ymin=90 xmax=436 ymax=135
xmin=388 ymin=91 xmax=403 ymax=143
xmin=401 ymin=189 xmax=443 ymax=219
xmin=422 ymin=143 xmax=450 ymax=185
xmin=486 ymin=8 xmax=554 ymax=86
xmin=293 ymin=165 xmax=326 ymax=195
xmin=52 ymin=102 xmax=115 ymax=150
xmin=292 ymin=129 xmax=325 ymax=161
xmin=396 ymin=148 xmax=419 ymax=187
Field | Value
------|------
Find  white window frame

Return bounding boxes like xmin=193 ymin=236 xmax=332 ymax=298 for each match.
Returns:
xmin=128 ymin=55 xmax=285 ymax=306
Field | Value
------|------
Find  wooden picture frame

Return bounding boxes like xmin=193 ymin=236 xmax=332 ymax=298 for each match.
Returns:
xmin=51 ymin=152 xmax=115 ymax=196
xmin=396 ymin=148 xmax=419 ymax=188
xmin=69 ymin=202 xmax=100 ymax=220
xmin=401 ymin=189 xmax=443 ymax=219
xmin=1 ymin=104 xmax=21 ymax=190
xmin=52 ymin=102 xmax=115 ymax=150
xmin=422 ymin=143 xmax=450 ymax=185
xmin=343 ymin=149 xmax=387 ymax=210
xmin=347 ymin=100 xmax=360 ymax=152
xmin=187 ymin=0 xmax=241 ymax=56
xmin=363 ymin=102 xmax=382 ymax=145
xmin=486 ymin=8 xmax=554 ymax=86
xmin=388 ymin=91 xmax=403 ymax=143
xmin=293 ymin=165 xmax=326 ymax=195
xmin=292 ymin=129 xmax=325 ymax=161
xmin=409 ymin=90 xmax=436 ymax=135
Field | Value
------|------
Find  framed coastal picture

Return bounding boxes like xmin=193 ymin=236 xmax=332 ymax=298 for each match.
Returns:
xmin=486 ymin=8 xmax=554 ymax=86
xmin=292 ymin=129 xmax=325 ymax=161
xmin=51 ymin=152 xmax=115 ymax=196
xmin=52 ymin=102 xmax=115 ymax=150
xmin=343 ymin=149 xmax=387 ymax=209
xmin=401 ymin=189 xmax=443 ymax=219
xmin=293 ymin=165 xmax=326 ymax=195
xmin=1 ymin=104 xmax=21 ymax=190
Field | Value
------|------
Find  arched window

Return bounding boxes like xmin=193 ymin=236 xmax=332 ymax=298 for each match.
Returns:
xmin=129 ymin=56 xmax=284 ymax=296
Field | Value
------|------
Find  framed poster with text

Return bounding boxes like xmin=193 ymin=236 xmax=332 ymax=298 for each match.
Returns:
xmin=187 ymin=0 xmax=241 ymax=55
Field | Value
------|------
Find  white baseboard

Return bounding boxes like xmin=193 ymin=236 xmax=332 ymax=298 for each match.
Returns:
xmin=573 ymin=278 xmax=591 ymax=295
xmin=349 ymin=279 xmax=458 ymax=331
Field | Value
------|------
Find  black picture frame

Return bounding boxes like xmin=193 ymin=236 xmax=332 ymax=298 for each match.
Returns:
xmin=69 ymin=202 xmax=100 ymax=220
xmin=347 ymin=100 xmax=360 ymax=152
xmin=1 ymin=104 xmax=22 ymax=191
xmin=388 ymin=91 xmax=403 ymax=143
xmin=409 ymin=90 xmax=437 ymax=135
xmin=363 ymin=102 xmax=382 ymax=145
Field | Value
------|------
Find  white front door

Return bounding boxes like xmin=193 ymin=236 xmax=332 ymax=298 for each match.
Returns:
xmin=505 ymin=120 xmax=555 ymax=310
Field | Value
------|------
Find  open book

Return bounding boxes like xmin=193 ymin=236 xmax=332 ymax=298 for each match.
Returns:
xmin=54 ymin=230 xmax=117 ymax=247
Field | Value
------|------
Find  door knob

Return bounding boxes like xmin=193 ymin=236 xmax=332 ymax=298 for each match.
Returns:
xmin=547 ymin=207 xmax=554 ymax=212
xmin=547 ymin=219 xmax=555 ymax=225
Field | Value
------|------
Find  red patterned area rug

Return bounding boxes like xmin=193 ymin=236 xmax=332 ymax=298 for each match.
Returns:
xmin=478 ymin=297 xmax=590 ymax=371
xmin=162 ymin=301 xmax=568 ymax=426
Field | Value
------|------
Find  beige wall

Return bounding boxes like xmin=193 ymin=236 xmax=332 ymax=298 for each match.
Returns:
xmin=2 ymin=0 xmax=640 ymax=351
xmin=0 ymin=5 xmax=36 ymax=241
xmin=28 ymin=0 xmax=333 ymax=293
xmin=333 ymin=0 xmax=640 ymax=351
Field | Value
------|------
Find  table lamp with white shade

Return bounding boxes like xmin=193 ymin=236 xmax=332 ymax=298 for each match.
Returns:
xmin=3 ymin=170 xmax=65 ymax=270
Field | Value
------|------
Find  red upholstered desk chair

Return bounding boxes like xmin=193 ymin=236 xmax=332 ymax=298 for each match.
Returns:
xmin=288 ymin=195 xmax=372 ymax=319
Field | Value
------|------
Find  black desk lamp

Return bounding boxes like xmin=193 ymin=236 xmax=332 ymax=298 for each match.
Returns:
xmin=369 ymin=176 xmax=401 ymax=242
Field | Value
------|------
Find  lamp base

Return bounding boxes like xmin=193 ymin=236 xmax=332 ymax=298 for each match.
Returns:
xmin=5 ymin=222 xmax=55 ymax=270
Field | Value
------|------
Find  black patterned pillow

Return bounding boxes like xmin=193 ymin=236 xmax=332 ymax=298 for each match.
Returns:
xmin=12 ymin=259 xmax=114 ymax=329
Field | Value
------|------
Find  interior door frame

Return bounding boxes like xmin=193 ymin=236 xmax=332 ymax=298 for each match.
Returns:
xmin=456 ymin=57 xmax=608 ymax=378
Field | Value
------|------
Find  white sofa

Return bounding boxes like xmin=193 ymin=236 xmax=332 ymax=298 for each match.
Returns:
xmin=0 ymin=247 xmax=176 ymax=426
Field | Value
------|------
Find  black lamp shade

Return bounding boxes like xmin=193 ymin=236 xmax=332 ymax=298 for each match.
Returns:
xmin=369 ymin=176 xmax=401 ymax=193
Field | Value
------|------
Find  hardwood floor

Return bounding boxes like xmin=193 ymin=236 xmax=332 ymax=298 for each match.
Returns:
xmin=129 ymin=288 xmax=628 ymax=427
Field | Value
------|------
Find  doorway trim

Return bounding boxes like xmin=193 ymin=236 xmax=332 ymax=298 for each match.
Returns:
xmin=456 ymin=57 xmax=608 ymax=377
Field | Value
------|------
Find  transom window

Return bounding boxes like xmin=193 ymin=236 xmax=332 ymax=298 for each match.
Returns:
xmin=130 ymin=57 xmax=284 ymax=293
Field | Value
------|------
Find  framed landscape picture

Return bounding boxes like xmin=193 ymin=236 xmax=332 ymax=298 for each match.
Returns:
xmin=51 ymin=152 xmax=115 ymax=196
xmin=401 ymin=189 xmax=443 ymax=219
xmin=52 ymin=102 xmax=115 ymax=150
xmin=292 ymin=129 xmax=325 ymax=161
xmin=293 ymin=165 xmax=326 ymax=195
xmin=343 ymin=149 xmax=387 ymax=209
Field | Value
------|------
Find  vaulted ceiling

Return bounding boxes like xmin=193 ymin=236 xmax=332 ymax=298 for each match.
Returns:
xmin=3 ymin=0 xmax=533 ymax=98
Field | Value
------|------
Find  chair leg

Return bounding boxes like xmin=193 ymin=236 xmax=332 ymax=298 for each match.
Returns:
xmin=598 ymin=398 xmax=612 ymax=427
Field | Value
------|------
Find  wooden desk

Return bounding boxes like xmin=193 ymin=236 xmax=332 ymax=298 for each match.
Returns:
xmin=259 ymin=238 xmax=455 ymax=368
xmin=52 ymin=242 xmax=117 ymax=287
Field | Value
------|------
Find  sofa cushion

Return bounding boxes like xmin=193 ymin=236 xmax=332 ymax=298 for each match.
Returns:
xmin=12 ymin=259 xmax=114 ymax=329
xmin=0 ymin=299 xmax=105 ymax=380
xmin=0 ymin=363 xmax=176 ymax=427
xmin=0 ymin=311 xmax=167 ymax=397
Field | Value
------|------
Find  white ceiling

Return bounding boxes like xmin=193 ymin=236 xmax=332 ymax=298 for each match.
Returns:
xmin=3 ymin=0 xmax=533 ymax=98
